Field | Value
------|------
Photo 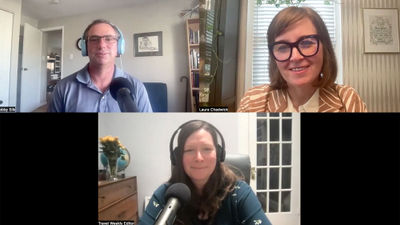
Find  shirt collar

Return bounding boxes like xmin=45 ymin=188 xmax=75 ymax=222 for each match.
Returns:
xmin=267 ymin=86 xmax=344 ymax=112
xmin=75 ymin=63 xmax=130 ymax=91
xmin=75 ymin=63 xmax=128 ymax=83
xmin=299 ymin=88 xmax=319 ymax=112
xmin=76 ymin=63 xmax=91 ymax=84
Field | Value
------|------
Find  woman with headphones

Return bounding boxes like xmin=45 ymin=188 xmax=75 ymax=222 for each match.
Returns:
xmin=139 ymin=120 xmax=272 ymax=225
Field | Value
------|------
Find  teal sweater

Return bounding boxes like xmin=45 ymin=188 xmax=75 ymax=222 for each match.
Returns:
xmin=138 ymin=181 xmax=272 ymax=225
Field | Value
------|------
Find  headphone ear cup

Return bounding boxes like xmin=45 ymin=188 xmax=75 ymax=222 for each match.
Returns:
xmin=116 ymin=27 xmax=125 ymax=56
xmin=118 ymin=35 xmax=125 ymax=56
xmin=171 ymin=147 xmax=179 ymax=166
xmin=217 ymin=144 xmax=225 ymax=162
xmin=80 ymin=38 xmax=87 ymax=56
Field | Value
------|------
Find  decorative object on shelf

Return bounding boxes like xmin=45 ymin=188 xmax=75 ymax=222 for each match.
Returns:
xmin=134 ymin=31 xmax=163 ymax=57
xmin=100 ymin=147 xmax=131 ymax=172
xmin=363 ymin=8 xmax=399 ymax=53
xmin=99 ymin=136 xmax=130 ymax=181
xmin=180 ymin=2 xmax=199 ymax=18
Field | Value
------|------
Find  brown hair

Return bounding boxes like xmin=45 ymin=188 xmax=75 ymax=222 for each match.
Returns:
xmin=267 ymin=6 xmax=337 ymax=89
xmin=82 ymin=19 xmax=120 ymax=41
xmin=168 ymin=121 xmax=238 ymax=225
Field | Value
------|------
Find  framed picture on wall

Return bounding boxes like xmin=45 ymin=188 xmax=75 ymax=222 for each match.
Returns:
xmin=363 ymin=8 xmax=400 ymax=53
xmin=134 ymin=31 xmax=163 ymax=57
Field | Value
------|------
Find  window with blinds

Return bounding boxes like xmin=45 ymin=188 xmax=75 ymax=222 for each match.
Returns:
xmin=252 ymin=0 xmax=337 ymax=87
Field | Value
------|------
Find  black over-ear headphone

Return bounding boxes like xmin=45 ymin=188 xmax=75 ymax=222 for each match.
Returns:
xmin=169 ymin=120 xmax=226 ymax=166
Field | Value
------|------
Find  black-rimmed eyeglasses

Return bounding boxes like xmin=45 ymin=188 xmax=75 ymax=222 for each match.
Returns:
xmin=269 ymin=35 xmax=320 ymax=62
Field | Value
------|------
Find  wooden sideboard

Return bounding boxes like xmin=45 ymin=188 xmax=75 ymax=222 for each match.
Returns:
xmin=98 ymin=176 xmax=138 ymax=222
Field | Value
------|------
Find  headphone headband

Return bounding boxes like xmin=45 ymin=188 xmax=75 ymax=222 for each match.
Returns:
xmin=169 ymin=120 xmax=226 ymax=165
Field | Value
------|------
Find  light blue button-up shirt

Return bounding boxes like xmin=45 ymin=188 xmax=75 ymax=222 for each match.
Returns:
xmin=48 ymin=64 xmax=152 ymax=112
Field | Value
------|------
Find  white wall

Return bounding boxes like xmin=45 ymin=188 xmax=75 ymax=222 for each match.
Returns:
xmin=98 ymin=113 xmax=251 ymax=217
xmin=37 ymin=0 xmax=195 ymax=112
xmin=0 ymin=0 xmax=21 ymax=107
xmin=41 ymin=32 xmax=48 ymax=104
xmin=21 ymin=15 xmax=38 ymax=27
xmin=46 ymin=31 xmax=62 ymax=55
xmin=342 ymin=0 xmax=400 ymax=112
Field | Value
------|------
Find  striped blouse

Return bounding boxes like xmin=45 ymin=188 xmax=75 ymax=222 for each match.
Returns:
xmin=237 ymin=84 xmax=367 ymax=112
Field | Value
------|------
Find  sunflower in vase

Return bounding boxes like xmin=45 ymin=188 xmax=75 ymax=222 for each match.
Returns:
xmin=99 ymin=136 xmax=124 ymax=180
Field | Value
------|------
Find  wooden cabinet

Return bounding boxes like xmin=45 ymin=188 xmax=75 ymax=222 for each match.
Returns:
xmin=186 ymin=18 xmax=200 ymax=111
xmin=98 ymin=176 xmax=138 ymax=222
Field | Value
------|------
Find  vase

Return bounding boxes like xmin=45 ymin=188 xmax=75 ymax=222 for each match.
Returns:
xmin=107 ymin=157 xmax=119 ymax=181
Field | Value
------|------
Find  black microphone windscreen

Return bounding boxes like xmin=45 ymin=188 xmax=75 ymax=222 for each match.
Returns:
xmin=110 ymin=77 xmax=133 ymax=100
xmin=165 ymin=183 xmax=191 ymax=206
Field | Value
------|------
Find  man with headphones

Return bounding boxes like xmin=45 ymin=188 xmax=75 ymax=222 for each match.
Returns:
xmin=48 ymin=19 xmax=152 ymax=112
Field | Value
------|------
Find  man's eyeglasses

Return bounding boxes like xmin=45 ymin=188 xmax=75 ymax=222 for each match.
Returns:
xmin=88 ymin=35 xmax=119 ymax=44
xmin=269 ymin=35 xmax=320 ymax=62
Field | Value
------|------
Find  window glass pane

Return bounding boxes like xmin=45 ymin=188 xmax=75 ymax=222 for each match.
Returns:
xmin=269 ymin=168 xmax=279 ymax=189
xmin=282 ymin=119 xmax=292 ymax=141
xmin=257 ymin=112 xmax=267 ymax=117
xmin=252 ymin=1 xmax=337 ymax=87
xmin=270 ymin=113 xmax=279 ymax=117
xmin=269 ymin=144 xmax=279 ymax=165
xmin=269 ymin=192 xmax=279 ymax=212
xmin=257 ymin=192 xmax=267 ymax=212
xmin=281 ymin=191 xmax=291 ymax=212
xmin=257 ymin=119 xmax=267 ymax=142
xmin=282 ymin=144 xmax=292 ymax=165
xmin=257 ymin=168 xmax=267 ymax=189
xmin=270 ymin=119 xmax=279 ymax=141
xmin=257 ymin=144 xmax=267 ymax=166
xmin=282 ymin=113 xmax=292 ymax=117
xmin=282 ymin=168 xmax=291 ymax=189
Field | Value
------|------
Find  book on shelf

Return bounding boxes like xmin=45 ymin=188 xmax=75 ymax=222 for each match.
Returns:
xmin=189 ymin=28 xmax=200 ymax=44
xmin=192 ymin=72 xmax=199 ymax=88
xmin=190 ymin=49 xmax=199 ymax=70
xmin=193 ymin=90 xmax=199 ymax=111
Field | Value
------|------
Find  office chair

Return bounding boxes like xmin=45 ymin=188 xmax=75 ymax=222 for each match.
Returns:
xmin=143 ymin=82 xmax=168 ymax=112
xmin=224 ymin=154 xmax=251 ymax=184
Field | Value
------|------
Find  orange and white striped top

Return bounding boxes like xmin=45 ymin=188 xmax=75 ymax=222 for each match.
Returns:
xmin=237 ymin=84 xmax=367 ymax=112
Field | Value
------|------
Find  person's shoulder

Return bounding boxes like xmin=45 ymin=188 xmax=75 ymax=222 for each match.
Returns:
xmin=116 ymin=67 xmax=144 ymax=85
xmin=332 ymin=84 xmax=367 ymax=112
xmin=238 ymin=84 xmax=273 ymax=112
xmin=244 ymin=84 xmax=273 ymax=97
xmin=55 ymin=72 xmax=80 ymax=89
xmin=153 ymin=183 xmax=169 ymax=201
xmin=154 ymin=183 xmax=169 ymax=196
xmin=232 ymin=180 xmax=251 ymax=196
xmin=333 ymin=84 xmax=357 ymax=93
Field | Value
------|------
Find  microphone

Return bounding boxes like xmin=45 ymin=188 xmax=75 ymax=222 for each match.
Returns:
xmin=155 ymin=183 xmax=191 ymax=225
xmin=109 ymin=77 xmax=138 ymax=112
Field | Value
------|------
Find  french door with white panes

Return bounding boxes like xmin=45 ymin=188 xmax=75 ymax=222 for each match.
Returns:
xmin=249 ymin=113 xmax=300 ymax=225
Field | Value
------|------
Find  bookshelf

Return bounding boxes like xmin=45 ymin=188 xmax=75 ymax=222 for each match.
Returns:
xmin=46 ymin=53 xmax=61 ymax=101
xmin=186 ymin=18 xmax=200 ymax=112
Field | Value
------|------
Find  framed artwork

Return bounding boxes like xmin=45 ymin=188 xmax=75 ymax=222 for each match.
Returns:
xmin=363 ymin=8 xmax=399 ymax=53
xmin=134 ymin=31 xmax=163 ymax=57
